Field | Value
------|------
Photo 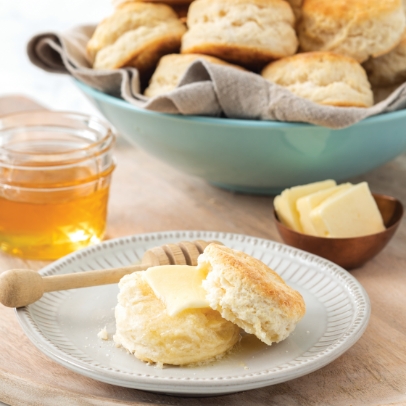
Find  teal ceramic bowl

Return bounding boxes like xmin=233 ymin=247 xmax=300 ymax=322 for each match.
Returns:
xmin=76 ymin=81 xmax=406 ymax=195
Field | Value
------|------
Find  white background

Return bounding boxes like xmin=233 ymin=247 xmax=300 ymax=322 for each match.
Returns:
xmin=0 ymin=0 xmax=113 ymax=114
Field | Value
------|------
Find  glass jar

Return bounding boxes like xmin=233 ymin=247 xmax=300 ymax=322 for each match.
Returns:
xmin=0 ymin=111 xmax=116 ymax=260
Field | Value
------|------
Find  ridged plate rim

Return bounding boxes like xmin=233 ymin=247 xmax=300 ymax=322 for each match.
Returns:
xmin=16 ymin=230 xmax=370 ymax=395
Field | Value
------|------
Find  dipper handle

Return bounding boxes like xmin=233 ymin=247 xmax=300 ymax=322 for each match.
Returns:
xmin=0 ymin=239 xmax=219 ymax=308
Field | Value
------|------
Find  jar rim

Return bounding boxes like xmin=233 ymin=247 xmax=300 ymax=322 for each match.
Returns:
xmin=0 ymin=134 xmax=115 ymax=169
xmin=0 ymin=110 xmax=116 ymax=160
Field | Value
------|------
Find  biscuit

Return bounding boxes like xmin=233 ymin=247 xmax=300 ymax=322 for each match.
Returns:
xmin=284 ymin=0 xmax=303 ymax=22
xmin=111 ymin=0 xmax=191 ymax=18
xmin=111 ymin=0 xmax=132 ymax=8
xmin=181 ymin=0 xmax=298 ymax=70
xmin=199 ymin=244 xmax=306 ymax=346
xmin=87 ymin=2 xmax=186 ymax=73
xmin=114 ymin=271 xmax=240 ymax=366
xmin=144 ymin=53 xmax=245 ymax=97
xmin=262 ymin=52 xmax=374 ymax=107
xmin=363 ymin=30 xmax=406 ymax=86
xmin=298 ymin=0 xmax=406 ymax=63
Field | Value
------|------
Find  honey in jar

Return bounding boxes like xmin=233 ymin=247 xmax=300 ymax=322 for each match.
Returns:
xmin=0 ymin=111 xmax=116 ymax=260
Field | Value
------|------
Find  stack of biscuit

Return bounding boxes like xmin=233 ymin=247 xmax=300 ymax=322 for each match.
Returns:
xmin=114 ymin=243 xmax=306 ymax=367
xmin=88 ymin=0 xmax=406 ymax=106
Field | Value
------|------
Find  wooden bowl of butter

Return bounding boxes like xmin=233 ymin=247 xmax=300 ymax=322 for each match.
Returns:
xmin=274 ymin=180 xmax=404 ymax=270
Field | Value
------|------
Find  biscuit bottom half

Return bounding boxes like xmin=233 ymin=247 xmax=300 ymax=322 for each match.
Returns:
xmin=114 ymin=272 xmax=240 ymax=366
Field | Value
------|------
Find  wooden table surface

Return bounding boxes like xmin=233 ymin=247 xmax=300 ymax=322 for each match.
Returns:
xmin=1 ymin=96 xmax=406 ymax=406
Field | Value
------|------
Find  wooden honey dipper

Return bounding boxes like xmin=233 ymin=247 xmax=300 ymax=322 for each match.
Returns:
xmin=0 ymin=240 xmax=219 ymax=308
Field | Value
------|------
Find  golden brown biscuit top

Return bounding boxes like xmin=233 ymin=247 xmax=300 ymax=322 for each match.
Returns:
xmin=191 ymin=0 xmax=293 ymax=9
xmin=87 ymin=2 xmax=181 ymax=61
xmin=115 ymin=1 xmax=178 ymax=14
xmin=157 ymin=53 xmax=246 ymax=69
xmin=303 ymin=0 xmax=402 ymax=20
xmin=265 ymin=51 xmax=361 ymax=69
xmin=203 ymin=244 xmax=306 ymax=319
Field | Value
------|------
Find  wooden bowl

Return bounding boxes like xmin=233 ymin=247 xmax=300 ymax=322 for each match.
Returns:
xmin=274 ymin=193 xmax=404 ymax=270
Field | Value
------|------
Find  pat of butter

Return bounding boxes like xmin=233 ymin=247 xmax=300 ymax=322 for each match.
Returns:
xmin=310 ymin=182 xmax=385 ymax=238
xmin=274 ymin=180 xmax=336 ymax=232
xmin=297 ymin=183 xmax=352 ymax=235
xmin=143 ymin=265 xmax=210 ymax=316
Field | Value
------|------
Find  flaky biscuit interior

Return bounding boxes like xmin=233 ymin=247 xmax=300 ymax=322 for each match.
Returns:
xmin=114 ymin=271 xmax=240 ymax=366
xmin=200 ymin=244 xmax=306 ymax=346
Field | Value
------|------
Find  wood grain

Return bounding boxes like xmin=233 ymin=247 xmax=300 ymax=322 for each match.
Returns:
xmin=0 ymin=96 xmax=406 ymax=406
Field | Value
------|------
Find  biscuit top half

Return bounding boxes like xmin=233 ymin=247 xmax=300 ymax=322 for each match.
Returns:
xmin=200 ymin=243 xmax=305 ymax=320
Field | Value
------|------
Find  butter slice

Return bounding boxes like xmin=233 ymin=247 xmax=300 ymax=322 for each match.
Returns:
xmin=297 ymin=183 xmax=352 ymax=235
xmin=310 ymin=182 xmax=385 ymax=238
xmin=143 ymin=265 xmax=210 ymax=316
xmin=274 ymin=180 xmax=336 ymax=232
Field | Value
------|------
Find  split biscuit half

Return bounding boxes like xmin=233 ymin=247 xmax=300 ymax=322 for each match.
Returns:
xmin=200 ymin=244 xmax=306 ymax=346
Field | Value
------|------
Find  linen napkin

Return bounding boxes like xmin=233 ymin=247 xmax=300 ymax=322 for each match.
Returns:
xmin=27 ymin=25 xmax=406 ymax=129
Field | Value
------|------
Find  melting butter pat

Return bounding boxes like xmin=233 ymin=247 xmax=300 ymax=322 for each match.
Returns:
xmin=297 ymin=183 xmax=352 ymax=235
xmin=143 ymin=265 xmax=210 ymax=316
xmin=310 ymin=182 xmax=385 ymax=238
xmin=274 ymin=179 xmax=336 ymax=232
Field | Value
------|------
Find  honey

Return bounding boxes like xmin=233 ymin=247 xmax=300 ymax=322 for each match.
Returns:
xmin=0 ymin=111 xmax=116 ymax=260
xmin=0 ymin=168 xmax=112 ymax=259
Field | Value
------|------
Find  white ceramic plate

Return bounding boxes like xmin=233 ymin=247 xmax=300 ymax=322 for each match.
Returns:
xmin=16 ymin=231 xmax=370 ymax=396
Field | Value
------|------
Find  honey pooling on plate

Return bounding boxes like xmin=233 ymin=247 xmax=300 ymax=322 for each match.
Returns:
xmin=0 ymin=111 xmax=115 ymax=260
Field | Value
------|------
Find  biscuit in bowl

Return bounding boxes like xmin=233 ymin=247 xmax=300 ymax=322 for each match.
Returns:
xmin=113 ymin=272 xmax=240 ymax=366
xmin=181 ymin=0 xmax=298 ymax=70
xmin=144 ymin=53 xmax=245 ymax=97
xmin=199 ymin=244 xmax=306 ymax=345
xmin=111 ymin=0 xmax=191 ymax=18
xmin=298 ymin=0 xmax=405 ymax=63
xmin=261 ymin=52 xmax=374 ymax=107
xmin=363 ymin=30 xmax=406 ymax=87
xmin=87 ymin=2 xmax=186 ymax=75
xmin=284 ymin=0 xmax=303 ymax=22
